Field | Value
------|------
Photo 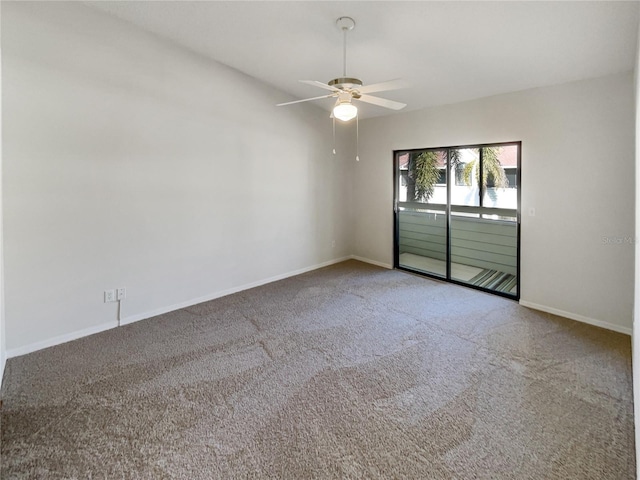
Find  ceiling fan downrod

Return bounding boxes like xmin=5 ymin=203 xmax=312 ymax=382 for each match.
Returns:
xmin=336 ymin=17 xmax=355 ymax=78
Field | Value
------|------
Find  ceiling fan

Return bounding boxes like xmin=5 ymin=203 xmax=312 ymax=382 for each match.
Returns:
xmin=277 ymin=16 xmax=408 ymax=121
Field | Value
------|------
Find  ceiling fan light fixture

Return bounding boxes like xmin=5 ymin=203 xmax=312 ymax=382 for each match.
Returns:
xmin=333 ymin=101 xmax=358 ymax=121
xmin=276 ymin=16 xmax=407 ymax=121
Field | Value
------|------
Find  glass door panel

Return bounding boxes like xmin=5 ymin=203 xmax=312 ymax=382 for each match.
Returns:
xmin=398 ymin=207 xmax=447 ymax=278
xmin=450 ymin=211 xmax=518 ymax=295
xmin=395 ymin=143 xmax=520 ymax=299
xmin=396 ymin=149 xmax=448 ymax=277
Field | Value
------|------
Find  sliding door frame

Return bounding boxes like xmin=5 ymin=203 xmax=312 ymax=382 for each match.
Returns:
xmin=393 ymin=141 xmax=521 ymax=300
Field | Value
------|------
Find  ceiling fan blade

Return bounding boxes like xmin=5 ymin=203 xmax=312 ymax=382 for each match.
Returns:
xmin=357 ymin=78 xmax=409 ymax=95
xmin=277 ymin=93 xmax=336 ymax=107
xmin=300 ymin=80 xmax=342 ymax=92
xmin=357 ymin=94 xmax=407 ymax=110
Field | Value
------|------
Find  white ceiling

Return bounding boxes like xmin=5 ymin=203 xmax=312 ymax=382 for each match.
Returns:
xmin=88 ymin=1 xmax=639 ymax=119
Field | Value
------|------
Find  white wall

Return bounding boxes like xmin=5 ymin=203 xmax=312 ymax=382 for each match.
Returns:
xmin=0 ymin=3 xmax=5 ymax=385
xmin=633 ymin=16 xmax=640 ymax=480
xmin=2 ymin=2 xmax=352 ymax=354
xmin=353 ymin=72 xmax=635 ymax=333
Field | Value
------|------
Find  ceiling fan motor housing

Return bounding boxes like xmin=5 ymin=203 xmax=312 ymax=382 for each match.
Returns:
xmin=328 ymin=77 xmax=363 ymax=95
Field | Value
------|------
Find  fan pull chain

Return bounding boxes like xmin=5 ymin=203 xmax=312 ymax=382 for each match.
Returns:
xmin=356 ymin=114 xmax=360 ymax=161
xmin=332 ymin=117 xmax=336 ymax=155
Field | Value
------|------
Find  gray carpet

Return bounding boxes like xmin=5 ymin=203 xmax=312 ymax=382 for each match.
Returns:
xmin=0 ymin=260 xmax=634 ymax=479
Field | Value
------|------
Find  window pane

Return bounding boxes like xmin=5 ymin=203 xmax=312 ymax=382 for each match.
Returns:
xmin=397 ymin=152 xmax=410 ymax=202
xmin=482 ymin=145 xmax=518 ymax=209
xmin=397 ymin=150 xmax=447 ymax=205
xmin=450 ymin=148 xmax=479 ymax=207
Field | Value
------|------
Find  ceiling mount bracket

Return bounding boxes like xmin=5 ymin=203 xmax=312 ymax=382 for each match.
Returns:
xmin=336 ymin=16 xmax=355 ymax=31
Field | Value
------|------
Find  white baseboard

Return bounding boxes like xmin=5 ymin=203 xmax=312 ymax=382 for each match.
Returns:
xmin=350 ymin=255 xmax=393 ymax=269
xmin=8 ymin=259 xmax=630 ymax=360
xmin=8 ymin=257 xmax=353 ymax=357
xmin=519 ymin=299 xmax=632 ymax=336
xmin=119 ymin=256 xmax=353 ymax=326
xmin=5 ymin=256 xmax=388 ymax=358
xmin=6 ymin=321 xmax=118 ymax=359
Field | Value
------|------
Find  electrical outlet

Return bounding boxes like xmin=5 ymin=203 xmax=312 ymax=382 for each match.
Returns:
xmin=104 ymin=289 xmax=116 ymax=303
xmin=332 ymin=240 xmax=336 ymax=248
xmin=117 ymin=287 xmax=127 ymax=300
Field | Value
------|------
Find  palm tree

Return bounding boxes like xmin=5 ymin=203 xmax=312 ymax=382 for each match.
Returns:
xmin=407 ymin=147 xmax=507 ymax=202
xmin=462 ymin=147 xmax=508 ymax=189
xmin=407 ymin=151 xmax=442 ymax=202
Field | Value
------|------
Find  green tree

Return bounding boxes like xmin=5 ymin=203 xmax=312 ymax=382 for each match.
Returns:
xmin=462 ymin=147 xmax=508 ymax=189
xmin=408 ymin=151 xmax=441 ymax=202
xmin=449 ymin=148 xmax=462 ymax=169
xmin=406 ymin=147 xmax=507 ymax=203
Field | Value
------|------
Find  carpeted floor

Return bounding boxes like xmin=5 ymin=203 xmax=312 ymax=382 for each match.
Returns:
xmin=0 ymin=260 xmax=634 ymax=479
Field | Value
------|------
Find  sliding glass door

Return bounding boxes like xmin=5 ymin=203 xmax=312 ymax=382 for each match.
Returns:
xmin=394 ymin=142 xmax=520 ymax=298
